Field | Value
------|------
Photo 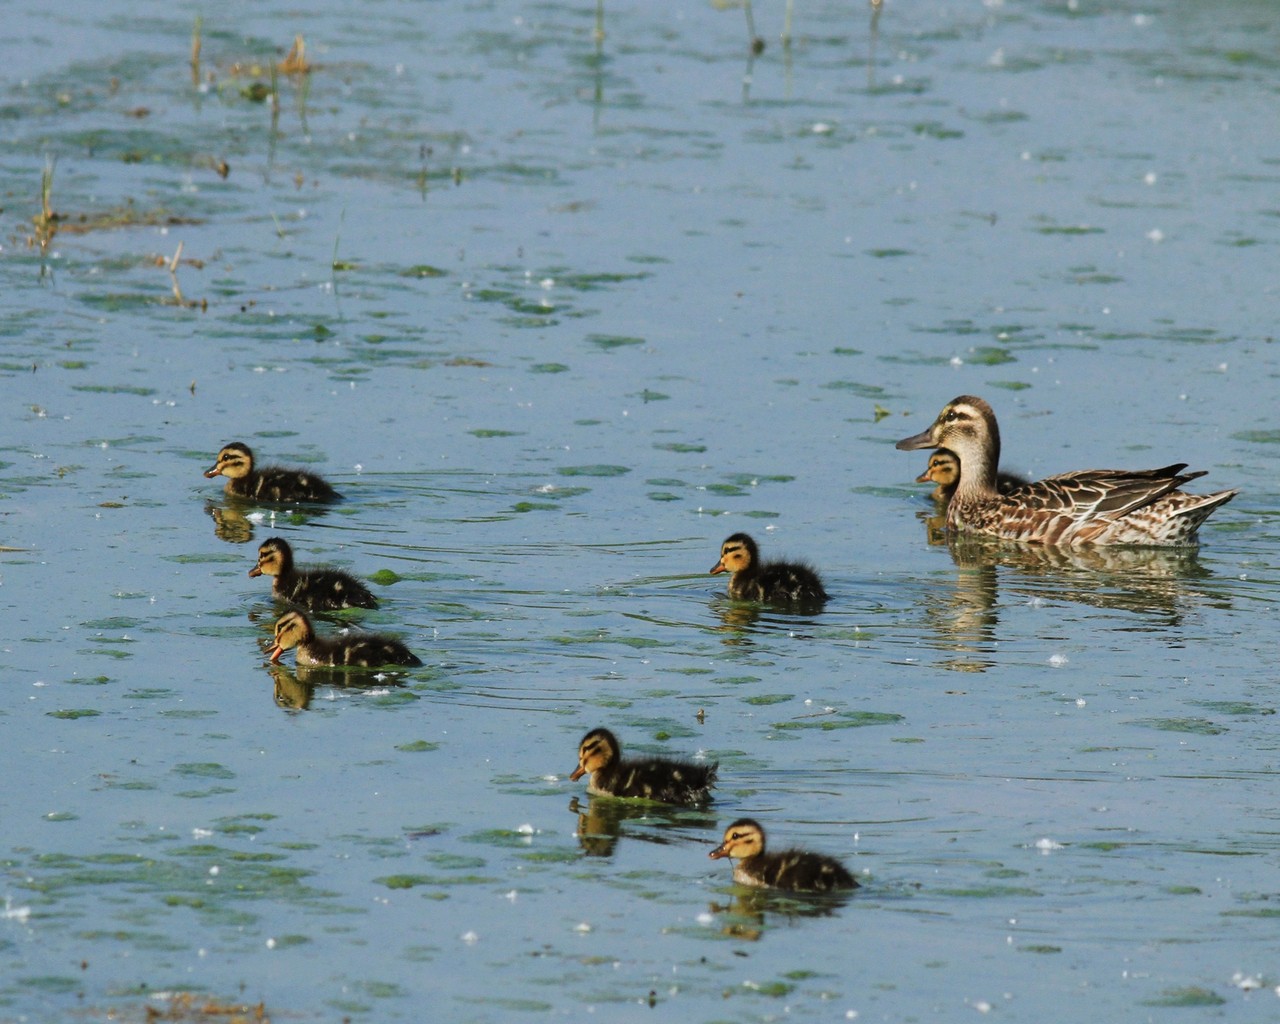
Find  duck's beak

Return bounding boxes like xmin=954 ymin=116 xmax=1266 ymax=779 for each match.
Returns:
xmin=268 ymin=644 xmax=284 ymax=664
xmin=896 ymin=426 xmax=937 ymax=452
xmin=569 ymin=764 xmax=586 ymax=781
xmin=708 ymin=841 xmax=729 ymax=860
xmin=248 ymin=564 xmax=263 ymax=578
xmin=914 ymin=468 xmax=933 ymax=484
xmin=203 ymin=463 xmax=222 ymax=478
xmin=709 ymin=560 xmax=727 ymax=575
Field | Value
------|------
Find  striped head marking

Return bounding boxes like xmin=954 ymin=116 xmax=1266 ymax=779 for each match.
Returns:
xmin=270 ymin=609 xmax=312 ymax=663
xmin=916 ymin=449 xmax=961 ymax=487
xmin=710 ymin=533 xmax=758 ymax=575
xmin=709 ymin=818 xmax=766 ymax=861
xmin=249 ymin=536 xmax=290 ymax=578
xmin=570 ymin=727 xmax=619 ymax=781
xmin=205 ymin=442 xmax=254 ymax=480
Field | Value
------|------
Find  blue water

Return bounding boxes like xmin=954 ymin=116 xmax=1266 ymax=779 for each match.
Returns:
xmin=2 ymin=1 xmax=1278 ymax=1020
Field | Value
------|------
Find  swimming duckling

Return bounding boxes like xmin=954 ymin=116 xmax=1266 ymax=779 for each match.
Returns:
xmin=897 ymin=395 xmax=1237 ymax=545
xmin=205 ymin=442 xmax=342 ymax=503
xmin=710 ymin=533 xmax=827 ymax=607
xmin=249 ymin=537 xmax=378 ymax=611
xmin=916 ymin=449 xmax=1028 ymax=504
xmin=709 ymin=818 xmax=858 ymax=892
xmin=269 ymin=609 xmax=421 ymax=668
xmin=570 ymin=727 xmax=718 ymax=806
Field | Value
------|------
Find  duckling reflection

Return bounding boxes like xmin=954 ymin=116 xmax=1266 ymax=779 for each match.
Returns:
xmin=267 ymin=663 xmax=313 ymax=710
xmin=568 ymin=796 xmax=715 ymax=858
xmin=707 ymin=884 xmax=853 ymax=941
xmin=205 ymin=499 xmax=255 ymax=544
xmin=205 ymin=441 xmax=343 ymax=504
xmin=266 ymin=661 xmax=407 ymax=712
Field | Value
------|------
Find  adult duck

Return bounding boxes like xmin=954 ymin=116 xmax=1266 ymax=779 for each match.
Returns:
xmin=896 ymin=395 xmax=1236 ymax=545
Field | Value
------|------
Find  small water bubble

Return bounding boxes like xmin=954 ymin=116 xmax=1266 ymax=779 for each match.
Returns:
xmin=1146 ymin=228 xmax=1164 ymax=243
xmin=265 ymin=937 xmax=276 ymax=950
xmin=461 ymin=930 xmax=479 ymax=944
xmin=1049 ymin=654 xmax=1069 ymax=667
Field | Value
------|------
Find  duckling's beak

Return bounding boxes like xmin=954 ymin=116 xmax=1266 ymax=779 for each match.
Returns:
xmin=709 ymin=560 xmax=727 ymax=575
xmin=268 ymin=644 xmax=284 ymax=664
xmin=895 ymin=426 xmax=937 ymax=452
xmin=569 ymin=764 xmax=586 ymax=781
xmin=708 ymin=841 xmax=729 ymax=860
xmin=248 ymin=564 xmax=263 ymax=578
xmin=203 ymin=462 xmax=222 ymax=478
xmin=914 ymin=467 xmax=933 ymax=484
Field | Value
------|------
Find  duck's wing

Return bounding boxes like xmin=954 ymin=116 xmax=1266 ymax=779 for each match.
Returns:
xmin=1009 ymin=464 xmax=1199 ymax=520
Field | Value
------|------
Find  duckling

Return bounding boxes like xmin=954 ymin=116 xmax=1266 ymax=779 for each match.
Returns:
xmin=709 ymin=818 xmax=858 ymax=893
xmin=569 ymin=727 xmax=718 ymax=806
xmin=204 ymin=442 xmax=342 ymax=503
xmin=249 ymin=536 xmax=378 ymax=611
xmin=916 ymin=448 xmax=1028 ymax=503
xmin=269 ymin=609 xmax=421 ymax=668
xmin=710 ymin=533 xmax=827 ymax=607
xmin=897 ymin=395 xmax=1238 ymax=546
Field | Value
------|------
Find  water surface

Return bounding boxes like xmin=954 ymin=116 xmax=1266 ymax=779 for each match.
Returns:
xmin=2 ymin=1 xmax=1278 ymax=1020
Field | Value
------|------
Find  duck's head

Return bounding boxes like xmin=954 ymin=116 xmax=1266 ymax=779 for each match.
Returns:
xmin=269 ymin=609 xmax=313 ymax=663
xmin=916 ymin=449 xmax=961 ymax=487
xmin=205 ymin=442 xmax=255 ymax=480
xmin=710 ymin=533 xmax=759 ymax=576
xmin=570 ymin=727 xmax=620 ymax=781
xmin=896 ymin=396 xmax=1000 ymax=469
xmin=249 ymin=537 xmax=292 ymax=578
xmin=709 ymin=818 xmax=766 ymax=861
